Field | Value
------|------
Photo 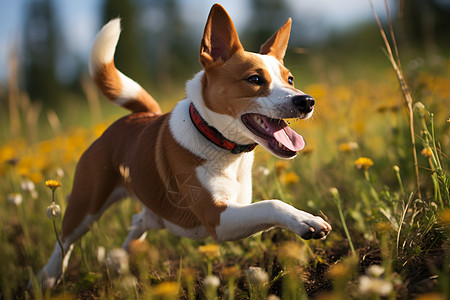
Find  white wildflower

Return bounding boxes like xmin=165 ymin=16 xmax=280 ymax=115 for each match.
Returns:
xmin=367 ymin=265 xmax=385 ymax=278
xmin=97 ymin=246 xmax=106 ymax=264
xmin=7 ymin=193 xmax=23 ymax=206
xmin=247 ymin=267 xmax=269 ymax=285
xmin=359 ymin=275 xmax=393 ymax=296
xmin=203 ymin=275 xmax=220 ymax=290
xmin=20 ymin=180 xmax=35 ymax=192
xmin=120 ymin=275 xmax=137 ymax=289
xmin=20 ymin=180 xmax=38 ymax=199
xmin=256 ymin=166 xmax=270 ymax=176
xmin=107 ymin=248 xmax=129 ymax=275
xmin=56 ymin=168 xmax=64 ymax=178
xmin=46 ymin=202 xmax=61 ymax=219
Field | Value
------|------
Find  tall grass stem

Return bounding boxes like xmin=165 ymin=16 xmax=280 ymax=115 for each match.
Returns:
xmin=370 ymin=0 xmax=421 ymax=198
xmin=330 ymin=189 xmax=356 ymax=255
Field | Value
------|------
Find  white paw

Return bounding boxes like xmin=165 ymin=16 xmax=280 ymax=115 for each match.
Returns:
xmin=297 ymin=216 xmax=331 ymax=240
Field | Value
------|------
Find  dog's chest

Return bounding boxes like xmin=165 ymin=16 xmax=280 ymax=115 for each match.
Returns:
xmin=196 ymin=152 xmax=254 ymax=204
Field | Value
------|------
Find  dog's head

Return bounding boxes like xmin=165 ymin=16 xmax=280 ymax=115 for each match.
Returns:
xmin=197 ymin=4 xmax=314 ymax=159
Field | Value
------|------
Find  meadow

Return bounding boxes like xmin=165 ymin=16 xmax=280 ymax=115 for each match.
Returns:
xmin=1 ymin=20 xmax=450 ymax=300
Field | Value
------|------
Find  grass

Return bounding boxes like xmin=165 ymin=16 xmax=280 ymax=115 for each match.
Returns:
xmin=1 ymin=19 xmax=450 ymax=300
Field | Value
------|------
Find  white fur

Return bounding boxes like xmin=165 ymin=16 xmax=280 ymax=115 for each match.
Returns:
xmin=215 ymin=200 xmax=330 ymax=242
xmin=89 ymin=18 xmax=144 ymax=105
xmin=115 ymin=71 xmax=143 ymax=104
xmin=89 ymin=18 xmax=121 ymax=76
xmin=170 ymin=71 xmax=255 ymax=206
xmin=122 ymin=206 xmax=209 ymax=249
xmin=253 ymin=54 xmax=314 ymax=118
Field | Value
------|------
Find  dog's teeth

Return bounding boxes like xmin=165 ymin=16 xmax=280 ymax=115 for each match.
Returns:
xmin=253 ymin=116 xmax=268 ymax=130
xmin=259 ymin=120 xmax=267 ymax=130
xmin=278 ymin=142 xmax=283 ymax=148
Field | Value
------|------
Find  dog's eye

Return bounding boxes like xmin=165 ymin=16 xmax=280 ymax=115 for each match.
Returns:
xmin=288 ymin=76 xmax=294 ymax=85
xmin=247 ymin=75 xmax=264 ymax=85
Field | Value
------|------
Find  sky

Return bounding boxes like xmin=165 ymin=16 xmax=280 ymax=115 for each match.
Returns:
xmin=0 ymin=0 xmax=397 ymax=83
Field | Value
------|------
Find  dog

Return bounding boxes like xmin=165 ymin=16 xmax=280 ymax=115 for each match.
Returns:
xmin=34 ymin=3 xmax=331 ymax=288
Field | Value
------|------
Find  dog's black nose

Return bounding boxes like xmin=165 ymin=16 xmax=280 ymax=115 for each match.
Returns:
xmin=292 ymin=95 xmax=315 ymax=113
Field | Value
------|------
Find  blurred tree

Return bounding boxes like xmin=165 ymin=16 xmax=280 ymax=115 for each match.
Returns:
xmin=139 ymin=0 xmax=196 ymax=88
xmin=23 ymin=0 xmax=62 ymax=104
xmin=241 ymin=0 xmax=290 ymax=52
xmin=102 ymin=0 xmax=150 ymax=86
xmin=398 ymin=0 xmax=450 ymax=57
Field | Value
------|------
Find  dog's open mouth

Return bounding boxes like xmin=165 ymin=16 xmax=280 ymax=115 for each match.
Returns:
xmin=241 ymin=113 xmax=305 ymax=158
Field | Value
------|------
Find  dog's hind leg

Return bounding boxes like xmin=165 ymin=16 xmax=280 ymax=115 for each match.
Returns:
xmin=122 ymin=206 xmax=165 ymax=251
xmin=33 ymin=185 xmax=128 ymax=289
xmin=31 ymin=144 xmax=128 ymax=289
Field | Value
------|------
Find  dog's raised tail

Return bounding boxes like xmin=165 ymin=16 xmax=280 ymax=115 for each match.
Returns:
xmin=89 ymin=19 xmax=161 ymax=114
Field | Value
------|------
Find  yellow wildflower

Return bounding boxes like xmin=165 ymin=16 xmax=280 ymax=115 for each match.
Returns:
xmin=374 ymin=222 xmax=391 ymax=233
xmin=198 ymin=244 xmax=220 ymax=258
xmin=421 ymin=147 xmax=433 ymax=158
xmin=328 ymin=263 xmax=350 ymax=279
xmin=278 ymin=241 xmax=308 ymax=264
xmin=439 ymin=209 xmax=450 ymax=226
xmin=447 ymin=117 xmax=450 ymax=124
xmin=339 ymin=142 xmax=358 ymax=152
xmin=29 ymin=171 xmax=44 ymax=184
xmin=414 ymin=292 xmax=446 ymax=300
xmin=0 ymin=146 xmax=15 ymax=162
xmin=223 ymin=266 xmax=240 ymax=278
xmin=275 ymin=160 xmax=288 ymax=175
xmin=282 ymin=171 xmax=299 ymax=185
xmin=152 ymin=281 xmax=179 ymax=298
xmin=354 ymin=157 xmax=374 ymax=170
xmin=38 ymin=140 xmax=54 ymax=154
xmin=45 ymin=179 xmax=62 ymax=191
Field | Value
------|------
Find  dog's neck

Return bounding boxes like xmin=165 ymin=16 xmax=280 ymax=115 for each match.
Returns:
xmin=188 ymin=103 xmax=257 ymax=154
xmin=169 ymin=71 xmax=256 ymax=162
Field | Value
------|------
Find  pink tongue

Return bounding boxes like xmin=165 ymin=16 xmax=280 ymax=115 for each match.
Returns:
xmin=273 ymin=122 xmax=305 ymax=151
xmin=273 ymin=126 xmax=305 ymax=151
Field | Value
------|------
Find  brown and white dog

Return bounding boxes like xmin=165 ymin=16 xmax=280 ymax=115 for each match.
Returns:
xmin=35 ymin=4 xmax=331 ymax=288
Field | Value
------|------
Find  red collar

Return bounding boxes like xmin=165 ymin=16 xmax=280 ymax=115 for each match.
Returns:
xmin=189 ymin=103 xmax=257 ymax=154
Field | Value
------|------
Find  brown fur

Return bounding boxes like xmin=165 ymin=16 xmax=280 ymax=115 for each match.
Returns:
xmin=93 ymin=61 xmax=161 ymax=114
xmin=62 ymin=112 xmax=226 ymax=241
xmin=260 ymin=18 xmax=292 ymax=62
xmin=202 ymin=52 xmax=272 ymax=117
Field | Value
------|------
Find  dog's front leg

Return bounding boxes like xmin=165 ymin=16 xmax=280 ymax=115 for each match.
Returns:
xmin=214 ymin=200 xmax=331 ymax=242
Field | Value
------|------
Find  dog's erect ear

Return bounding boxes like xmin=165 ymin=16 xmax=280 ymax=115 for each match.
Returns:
xmin=200 ymin=4 xmax=243 ymax=68
xmin=260 ymin=18 xmax=292 ymax=62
